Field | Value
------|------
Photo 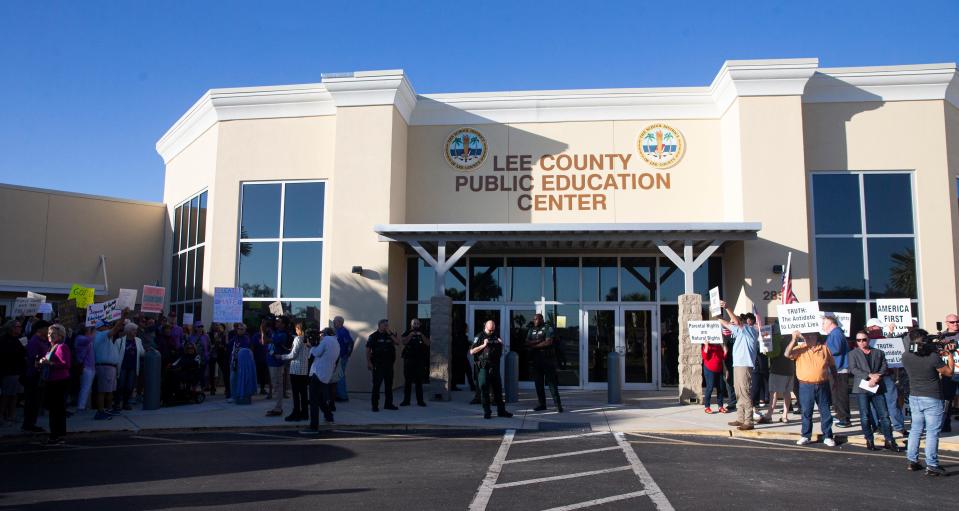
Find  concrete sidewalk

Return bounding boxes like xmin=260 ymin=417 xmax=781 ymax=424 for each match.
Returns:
xmin=3 ymin=388 xmax=958 ymax=451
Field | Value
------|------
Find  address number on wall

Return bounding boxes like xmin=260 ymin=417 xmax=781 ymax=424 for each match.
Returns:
xmin=762 ymin=290 xmax=779 ymax=301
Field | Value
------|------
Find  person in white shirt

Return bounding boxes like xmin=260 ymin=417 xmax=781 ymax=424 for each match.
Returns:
xmin=276 ymin=322 xmax=310 ymax=422
xmin=301 ymin=327 xmax=340 ymax=433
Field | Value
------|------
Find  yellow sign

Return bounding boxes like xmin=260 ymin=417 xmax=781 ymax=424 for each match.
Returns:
xmin=68 ymin=285 xmax=95 ymax=309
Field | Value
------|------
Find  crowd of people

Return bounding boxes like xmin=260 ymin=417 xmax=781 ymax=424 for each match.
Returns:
xmin=703 ymin=300 xmax=959 ymax=476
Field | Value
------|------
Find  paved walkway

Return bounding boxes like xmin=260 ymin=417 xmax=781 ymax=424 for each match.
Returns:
xmin=3 ymin=388 xmax=958 ymax=451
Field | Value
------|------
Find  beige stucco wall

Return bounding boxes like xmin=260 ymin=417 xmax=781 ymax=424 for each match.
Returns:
xmin=0 ymin=184 xmax=165 ymax=299
xmin=803 ymin=99 xmax=956 ymax=323
xmin=946 ymin=102 xmax=959 ymax=314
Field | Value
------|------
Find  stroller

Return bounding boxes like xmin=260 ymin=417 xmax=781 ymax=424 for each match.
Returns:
xmin=162 ymin=342 xmax=206 ymax=406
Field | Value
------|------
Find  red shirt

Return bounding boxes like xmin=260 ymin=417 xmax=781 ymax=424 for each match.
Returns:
xmin=702 ymin=344 xmax=724 ymax=373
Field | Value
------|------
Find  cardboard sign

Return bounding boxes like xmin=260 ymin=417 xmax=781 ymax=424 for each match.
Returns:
xmin=687 ymin=321 xmax=723 ymax=344
xmin=141 ymin=285 xmax=166 ymax=314
xmin=182 ymin=312 xmax=195 ymax=327
xmin=869 ymin=337 xmax=905 ymax=368
xmin=13 ymin=297 xmax=42 ymax=317
xmin=117 ymin=288 xmax=138 ymax=311
xmin=759 ymin=325 xmax=773 ymax=353
xmin=708 ymin=287 xmax=721 ymax=318
xmin=777 ymin=301 xmax=821 ymax=334
xmin=37 ymin=303 xmax=53 ymax=314
xmin=269 ymin=301 xmax=284 ymax=316
xmin=819 ymin=311 xmax=852 ymax=338
xmin=69 ymin=284 xmax=95 ymax=309
xmin=27 ymin=291 xmax=47 ymax=303
xmin=213 ymin=287 xmax=244 ymax=323
xmin=86 ymin=303 xmax=106 ymax=327
xmin=876 ymin=299 xmax=912 ymax=335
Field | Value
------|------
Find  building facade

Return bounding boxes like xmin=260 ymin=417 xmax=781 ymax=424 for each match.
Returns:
xmin=155 ymin=58 xmax=959 ymax=393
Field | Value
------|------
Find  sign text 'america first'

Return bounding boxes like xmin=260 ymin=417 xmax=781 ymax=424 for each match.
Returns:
xmin=777 ymin=301 xmax=821 ymax=334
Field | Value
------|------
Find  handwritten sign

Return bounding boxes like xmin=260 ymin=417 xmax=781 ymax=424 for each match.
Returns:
xmin=102 ymin=298 xmax=122 ymax=322
xmin=182 ymin=312 xmax=195 ymax=327
xmin=117 ymin=288 xmax=138 ymax=311
xmin=870 ymin=337 xmax=905 ymax=368
xmin=269 ymin=301 xmax=284 ymax=316
xmin=213 ymin=287 xmax=244 ymax=323
xmin=876 ymin=299 xmax=912 ymax=335
xmin=13 ymin=297 xmax=42 ymax=317
xmin=777 ymin=301 xmax=821 ymax=334
xmin=38 ymin=303 xmax=53 ymax=314
xmin=818 ymin=311 xmax=852 ymax=338
xmin=708 ymin=287 xmax=721 ymax=318
xmin=687 ymin=321 xmax=723 ymax=344
xmin=86 ymin=303 xmax=106 ymax=327
xmin=69 ymin=284 xmax=95 ymax=309
xmin=141 ymin=285 xmax=166 ymax=314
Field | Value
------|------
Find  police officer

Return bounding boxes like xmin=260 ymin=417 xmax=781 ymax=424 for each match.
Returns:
xmin=400 ymin=318 xmax=430 ymax=407
xmin=470 ymin=320 xmax=513 ymax=419
xmin=366 ymin=319 xmax=400 ymax=412
xmin=527 ymin=313 xmax=563 ymax=412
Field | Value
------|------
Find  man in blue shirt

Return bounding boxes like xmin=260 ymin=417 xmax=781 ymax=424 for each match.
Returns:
xmin=719 ymin=300 xmax=759 ymax=430
xmin=333 ymin=316 xmax=353 ymax=402
xmin=823 ymin=316 xmax=851 ymax=428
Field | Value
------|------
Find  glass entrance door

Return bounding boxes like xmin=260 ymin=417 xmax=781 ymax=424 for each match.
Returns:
xmin=622 ymin=306 xmax=657 ymax=389
xmin=580 ymin=305 xmax=658 ymax=390
xmin=582 ymin=307 xmax=617 ymax=388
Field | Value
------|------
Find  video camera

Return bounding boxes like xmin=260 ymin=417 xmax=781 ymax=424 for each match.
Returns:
xmin=305 ymin=327 xmax=322 ymax=347
xmin=908 ymin=328 xmax=957 ymax=356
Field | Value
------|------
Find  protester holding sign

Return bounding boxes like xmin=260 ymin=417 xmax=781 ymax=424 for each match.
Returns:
xmin=823 ymin=316 xmax=852 ymax=428
xmin=848 ymin=330 xmax=900 ymax=452
xmin=718 ymin=300 xmax=759 ymax=431
xmin=701 ymin=341 xmax=727 ymax=413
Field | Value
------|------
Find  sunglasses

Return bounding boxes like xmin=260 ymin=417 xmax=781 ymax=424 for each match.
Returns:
xmin=947 ymin=321 xmax=959 ymax=324
xmin=855 ymin=337 xmax=869 ymax=342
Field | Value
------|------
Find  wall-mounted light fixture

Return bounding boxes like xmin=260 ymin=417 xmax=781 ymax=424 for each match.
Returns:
xmin=772 ymin=265 xmax=784 ymax=274
xmin=351 ymin=266 xmax=364 ymax=275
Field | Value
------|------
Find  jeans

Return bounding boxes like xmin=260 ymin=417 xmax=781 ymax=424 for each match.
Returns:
xmin=335 ymin=356 xmax=349 ymax=400
xmin=290 ymin=374 xmax=309 ymax=417
xmin=857 ymin=392 xmax=893 ymax=443
xmin=703 ymin=367 xmax=723 ymax=408
xmin=309 ymin=375 xmax=333 ymax=427
xmin=883 ymin=375 xmax=905 ymax=432
xmin=799 ymin=382 xmax=833 ymax=439
xmin=907 ymin=396 xmax=944 ymax=468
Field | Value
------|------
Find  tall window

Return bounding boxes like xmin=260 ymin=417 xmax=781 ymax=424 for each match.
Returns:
xmin=170 ymin=190 xmax=207 ymax=322
xmin=811 ymin=172 xmax=918 ymax=332
xmin=238 ymin=181 xmax=326 ymax=326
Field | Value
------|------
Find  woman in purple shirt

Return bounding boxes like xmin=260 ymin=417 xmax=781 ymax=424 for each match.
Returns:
xmin=73 ymin=327 xmax=97 ymax=412
xmin=41 ymin=324 xmax=72 ymax=444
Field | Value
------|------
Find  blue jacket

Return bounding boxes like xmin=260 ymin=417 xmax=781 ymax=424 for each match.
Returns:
xmin=825 ymin=328 xmax=849 ymax=371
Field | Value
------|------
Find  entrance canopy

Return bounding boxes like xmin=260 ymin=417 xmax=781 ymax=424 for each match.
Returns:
xmin=375 ymin=222 xmax=761 ymax=295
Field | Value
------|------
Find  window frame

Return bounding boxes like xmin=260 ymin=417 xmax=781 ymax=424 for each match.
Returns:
xmin=169 ymin=189 xmax=208 ymax=321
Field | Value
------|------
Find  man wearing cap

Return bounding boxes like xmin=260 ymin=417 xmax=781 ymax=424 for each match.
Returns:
xmin=823 ymin=316 xmax=852 ymax=428
xmin=20 ymin=320 xmax=50 ymax=433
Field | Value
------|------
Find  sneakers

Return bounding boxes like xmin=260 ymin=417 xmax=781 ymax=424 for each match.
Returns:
xmin=796 ymin=437 xmax=811 ymax=446
xmin=925 ymin=466 xmax=946 ymax=476
xmin=718 ymin=407 xmax=729 ymax=414
xmin=907 ymin=461 xmax=923 ymax=471
xmin=823 ymin=437 xmax=836 ymax=447
xmin=533 ymin=404 xmax=547 ymax=412
xmin=704 ymin=408 xmax=714 ymax=414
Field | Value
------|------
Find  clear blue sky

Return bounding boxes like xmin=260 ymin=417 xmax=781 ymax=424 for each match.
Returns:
xmin=1 ymin=1 xmax=957 ymax=203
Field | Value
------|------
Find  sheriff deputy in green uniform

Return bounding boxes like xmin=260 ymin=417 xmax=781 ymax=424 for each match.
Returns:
xmin=366 ymin=319 xmax=400 ymax=412
xmin=526 ymin=313 xmax=563 ymax=412
xmin=470 ymin=320 xmax=513 ymax=419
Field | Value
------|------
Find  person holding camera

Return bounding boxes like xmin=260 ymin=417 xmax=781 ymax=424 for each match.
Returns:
xmin=301 ymin=327 xmax=340 ymax=432
xmin=902 ymin=329 xmax=955 ymax=476
xmin=848 ymin=330 xmax=900 ymax=451
xmin=939 ymin=314 xmax=959 ymax=433
xmin=785 ymin=330 xmax=838 ymax=447
xmin=366 ymin=319 xmax=400 ymax=412
xmin=470 ymin=320 xmax=512 ymax=419
xmin=400 ymin=318 xmax=430 ymax=407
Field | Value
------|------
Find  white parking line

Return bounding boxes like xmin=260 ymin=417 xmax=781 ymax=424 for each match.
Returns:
xmin=511 ymin=431 xmax=609 ymax=444
xmin=468 ymin=429 xmax=515 ymax=511
xmin=539 ymin=490 xmax=649 ymax=511
xmin=503 ymin=446 xmax=621 ymax=464
xmin=613 ymin=432 xmax=674 ymax=511
xmin=492 ymin=466 xmax=631 ymax=488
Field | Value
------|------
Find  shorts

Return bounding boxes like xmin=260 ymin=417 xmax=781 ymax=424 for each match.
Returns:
xmin=769 ymin=373 xmax=795 ymax=394
xmin=1 ymin=375 xmax=22 ymax=396
xmin=96 ymin=365 xmax=118 ymax=393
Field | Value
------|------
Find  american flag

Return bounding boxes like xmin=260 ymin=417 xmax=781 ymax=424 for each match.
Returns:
xmin=780 ymin=252 xmax=799 ymax=304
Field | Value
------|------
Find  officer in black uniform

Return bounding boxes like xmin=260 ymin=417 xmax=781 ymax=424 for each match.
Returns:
xmin=527 ymin=313 xmax=563 ymax=412
xmin=366 ymin=319 xmax=400 ymax=412
xmin=400 ymin=318 xmax=431 ymax=406
xmin=470 ymin=320 xmax=513 ymax=419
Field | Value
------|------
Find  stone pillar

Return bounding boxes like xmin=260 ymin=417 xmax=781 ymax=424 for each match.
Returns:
xmin=429 ymin=294 xmax=453 ymax=401
xmin=678 ymin=293 xmax=703 ymax=405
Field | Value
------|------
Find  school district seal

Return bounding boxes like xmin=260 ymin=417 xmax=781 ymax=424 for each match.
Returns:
xmin=445 ymin=128 xmax=488 ymax=171
xmin=637 ymin=123 xmax=685 ymax=169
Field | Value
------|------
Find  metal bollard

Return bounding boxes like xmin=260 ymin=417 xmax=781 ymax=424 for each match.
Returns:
xmin=504 ymin=351 xmax=519 ymax=403
xmin=143 ymin=349 xmax=162 ymax=410
xmin=608 ymin=351 xmax=622 ymax=404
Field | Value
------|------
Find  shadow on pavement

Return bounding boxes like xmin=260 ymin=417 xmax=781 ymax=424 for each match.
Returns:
xmin=0 ymin=488 xmax=369 ymax=510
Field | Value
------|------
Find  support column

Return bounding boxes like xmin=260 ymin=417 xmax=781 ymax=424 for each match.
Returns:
xmin=429 ymin=294 xmax=453 ymax=401
xmin=678 ymin=293 xmax=703 ymax=405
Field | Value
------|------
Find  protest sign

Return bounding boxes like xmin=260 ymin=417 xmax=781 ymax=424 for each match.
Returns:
xmin=213 ymin=287 xmax=243 ymax=323
xmin=38 ymin=303 xmax=53 ymax=314
xmin=818 ymin=311 xmax=852 ymax=338
xmin=182 ymin=312 xmax=194 ymax=327
xmin=102 ymin=298 xmax=122 ymax=322
xmin=13 ymin=297 xmax=42 ymax=317
xmin=69 ymin=285 xmax=95 ymax=309
xmin=27 ymin=291 xmax=46 ymax=302
xmin=870 ymin=337 xmax=905 ymax=368
xmin=708 ymin=287 xmax=721 ymax=318
xmin=85 ymin=303 xmax=106 ymax=327
xmin=687 ymin=321 xmax=723 ymax=344
xmin=876 ymin=299 xmax=912 ymax=334
xmin=777 ymin=301 xmax=821 ymax=334
xmin=269 ymin=301 xmax=284 ymax=316
xmin=117 ymin=288 xmax=138 ymax=311
xmin=141 ymin=285 xmax=166 ymax=314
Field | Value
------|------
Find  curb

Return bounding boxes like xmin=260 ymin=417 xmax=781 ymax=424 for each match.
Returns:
xmin=623 ymin=428 xmax=959 ymax=453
